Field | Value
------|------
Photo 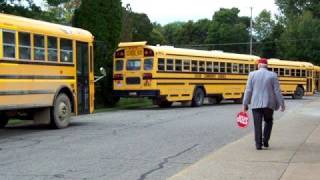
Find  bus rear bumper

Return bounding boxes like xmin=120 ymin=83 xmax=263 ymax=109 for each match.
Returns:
xmin=114 ymin=90 xmax=160 ymax=97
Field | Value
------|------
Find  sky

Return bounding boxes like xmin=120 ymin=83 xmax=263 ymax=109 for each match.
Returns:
xmin=121 ymin=0 xmax=279 ymax=25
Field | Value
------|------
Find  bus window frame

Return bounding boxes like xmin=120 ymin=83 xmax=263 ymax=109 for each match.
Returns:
xmin=33 ymin=33 xmax=46 ymax=61
xmin=166 ymin=58 xmax=174 ymax=71
xmin=144 ymin=58 xmax=153 ymax=71
xmin=60 ymin=38 xmax=74 ymax=64
xmin=199 ymin=61 xmax=205 ymax=72
xmin=47 ymin=36 xmax=58 ymax=62
xmin=18 ymin=31 xmax=32 ymax=60
xmin=220 ymin=62 xmax=226 ymax=73
xmin=183 ymin=60 xmax=191 ymax=72
xmin=2 ymin=29 xmax=16 ymax=59
xmin=232 ymin=63 xmax=239 ymax=73
xmin=115 ymin=59 xmax=124 ymax=71
xmin=285 ymin=69 xmax=290 ymax=76
xmin=213 ymin=61 xmax=219 ymax=73
xmin=206 ymin=61 xmax=213 ymax=72
xmin=175 ymin=59 xmax=182 ymax=72
xmin=191 ymin=60 xmax=198 ymax=72
xmin=158 ymin=58 xmax=165 ymax=71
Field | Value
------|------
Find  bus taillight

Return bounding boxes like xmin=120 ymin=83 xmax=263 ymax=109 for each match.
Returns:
xmin=113 ymin=74 xmax=123 ymax=80
xmin=144 ymin=48 xmax=154 ymax=57
xmin=143 ymin=73 xmax=153 ymax=80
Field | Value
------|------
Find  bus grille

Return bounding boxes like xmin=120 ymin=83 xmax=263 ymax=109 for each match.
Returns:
xmin=126 ymin=77 xmax=140 ymax=84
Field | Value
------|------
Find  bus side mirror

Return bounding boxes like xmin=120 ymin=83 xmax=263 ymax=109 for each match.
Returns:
xmin=95 ymin=67 xmax=107 ymax=83
xmin=100 ymin=67 xmax=106 ymax=77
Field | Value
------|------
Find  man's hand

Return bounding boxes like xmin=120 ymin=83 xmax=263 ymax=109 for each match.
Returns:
xmin=242 ymin=105 xmax=248 ymax=112
xmin=280 ymin=105 xmax=285 ymax=112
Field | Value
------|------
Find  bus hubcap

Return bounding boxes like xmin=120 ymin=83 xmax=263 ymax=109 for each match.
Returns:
xmin=58 ymin=103 xmax=68 ymax=121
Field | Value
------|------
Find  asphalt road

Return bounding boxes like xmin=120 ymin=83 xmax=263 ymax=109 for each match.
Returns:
xmin=0 ymin=97 xmax=315 ymax=180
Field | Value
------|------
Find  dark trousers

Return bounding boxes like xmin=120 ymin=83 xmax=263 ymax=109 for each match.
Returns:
xmin=252 ymin=108 xmax=274 ymax=147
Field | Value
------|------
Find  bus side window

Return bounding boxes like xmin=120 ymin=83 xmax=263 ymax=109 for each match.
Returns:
xmin=292 ymin=69 xmax=296 ymax=77
xmin=34 ymin=34 xmax=45 ymax=61
xmin=244 ymin=64 xmax=249 ymax=74
xmin=175 ymin=59 xmax=182 ymax=72
xmin=192 ymin=60 xmax=198 ymax=72
xmin=239 ymin=64 xmax=244 ymax=74
xmin=183 ymin=60 xmax=190 ymax=71
xmin=158 ymin=58 xmax=165 ymax=71
xmin=206 ymin=61 xmax=213 ymax=72
xmin=226 ymin=63 xmax=232 ymax=73
xmin=19 ymin=32 xmax=31 ymax=60
xmin=220 ymin=62 xmax=226 ymax=73
xmin=199 ymin=61 xmax=205 ymax=72
xmin=3 ymin=30 xmax=16 ymax=59
xmin=279 ymin=68 xmax=284 ymax=76
xmin=285 ymin=69 xmax=290 ymax=76
xmin=60 ymin=38 xmax=73 ymax=63
xmin=302 ymin=70 xmax=306 ymax=77
xmin=48 ymin=36 xmax=58 ymax=62
xmin=274 ymin=68 xmax=279 ymax=75
xmin=213 ymin=62 xmax=219 ymax=72
xmin=249 ymin=64 xmax=255 ymax=72
xmin=166 ymin=59 xmax=174 ymax=71
xmin=232 ymin=63 xmax=239 ymax=73
xmin=296 ymin=69 xmax=301 ymax=77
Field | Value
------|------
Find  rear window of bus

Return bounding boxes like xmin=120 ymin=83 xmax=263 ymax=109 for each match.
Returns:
xmin=115 ymin=60 xmax=124 ymax=71
xmin=127 ymin=59 xmax=141 ymax=70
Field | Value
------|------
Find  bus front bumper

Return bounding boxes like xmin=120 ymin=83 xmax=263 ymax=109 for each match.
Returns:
xmin=114 ymin=90 xmax=160 ymax=97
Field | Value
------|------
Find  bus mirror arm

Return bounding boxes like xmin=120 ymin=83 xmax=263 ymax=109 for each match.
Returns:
xmin=94 ymin=67 xmax=107 ymax=83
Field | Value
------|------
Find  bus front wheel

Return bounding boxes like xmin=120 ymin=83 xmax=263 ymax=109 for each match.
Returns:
xmin=0 ymin=114 xmax=9 ymax=128
xmin=191 ymin=88 xmax=205 ymax=107
xmin=51 ymin=93 xmax=71 ymax=129
xmin=293 ymin=87 xmax=304 ymax=99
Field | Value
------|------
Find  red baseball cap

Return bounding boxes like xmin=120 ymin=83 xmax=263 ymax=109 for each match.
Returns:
xmin=258 ymin=58 xmax=268 ymax=64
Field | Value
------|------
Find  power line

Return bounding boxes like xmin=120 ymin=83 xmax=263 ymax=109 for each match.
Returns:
xmin=176 ymin=38 xmax=320 ymax=47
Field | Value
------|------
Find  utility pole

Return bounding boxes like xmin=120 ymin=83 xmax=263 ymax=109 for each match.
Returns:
xmin=250 ymin=6 xmax=253 ymax=55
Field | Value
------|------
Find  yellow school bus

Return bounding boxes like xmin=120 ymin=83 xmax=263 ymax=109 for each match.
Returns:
xmin=314 ymin=65 xmax=320 ymax=93
xmin=113 ymin=42 xmax=260 ymax=107
xmin=0 ymin=13 xmax=95 ymax=128
xmin=268 ymin=59 xmax=314 ymax=99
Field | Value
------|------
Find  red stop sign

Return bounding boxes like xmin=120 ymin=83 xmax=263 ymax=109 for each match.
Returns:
xmin=236 ymin=112 xmax=249 ymax=128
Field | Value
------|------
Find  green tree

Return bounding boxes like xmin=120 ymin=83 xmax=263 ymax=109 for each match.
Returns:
xmin=254 ymin=10 xmax=275 ymax=41
xmin=162 ymin=22 xmax=185 ymax=45
xmin=278 ymin=12 xmax=320 ymax=64
xmin=73 ymin=0 xmax=122 ymax=106
xmin=206 ymin=8 xmax=250 ymax=53
xmin=276 ymin=0 xmax=320 ymax=18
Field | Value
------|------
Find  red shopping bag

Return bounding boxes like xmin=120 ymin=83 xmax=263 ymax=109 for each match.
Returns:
xmin=236 ymin=112 xmax=249 ymax=128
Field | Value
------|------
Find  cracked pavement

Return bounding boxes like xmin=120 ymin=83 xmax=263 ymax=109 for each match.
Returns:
xmin=0 ymin=98 xmax=314 ymax=180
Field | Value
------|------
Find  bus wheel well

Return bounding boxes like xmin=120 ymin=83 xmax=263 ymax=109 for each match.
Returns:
xmin=55 ymin=87 xmax=75 ymax=113
xmin=194 ymin=86 xmax=207 ymax=96
xmin=297 ymin=85 xmax=304 ymax=91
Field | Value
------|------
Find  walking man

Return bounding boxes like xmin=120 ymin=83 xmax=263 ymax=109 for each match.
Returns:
xmin=243 ymin=58 xmax=285 ymax=150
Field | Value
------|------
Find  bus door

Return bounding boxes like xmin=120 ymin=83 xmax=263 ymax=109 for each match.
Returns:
xmin=306 ymin=70 xmax=313 ymax=94
xmin=76 ymin=42 xmax=90 ymax=114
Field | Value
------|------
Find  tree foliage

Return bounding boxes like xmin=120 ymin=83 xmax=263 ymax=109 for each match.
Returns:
xmin=73 ymin=0 xmax=122 ymax=106
xmin=206 ymin=8 xmax=250 ymax=53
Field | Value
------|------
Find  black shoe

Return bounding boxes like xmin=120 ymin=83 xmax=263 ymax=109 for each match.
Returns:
xmin=263 ymin=142 xmax=269 ymax=148
xmin=256 ymin=146 xmax=262 ymax=150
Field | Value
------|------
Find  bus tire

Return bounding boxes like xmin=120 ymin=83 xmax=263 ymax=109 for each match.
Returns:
xmin=157 ymin=100 xmax=173 ymax=108
xmin=50 ymin=93 xmax=71 ymax=129
xmin=191 ymin=88 xmax=205 ymax=107
xmin=0 ymin=114 xmax=9 ymax=128
xmin=293 ymin=86 xmax=304 ymax=99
